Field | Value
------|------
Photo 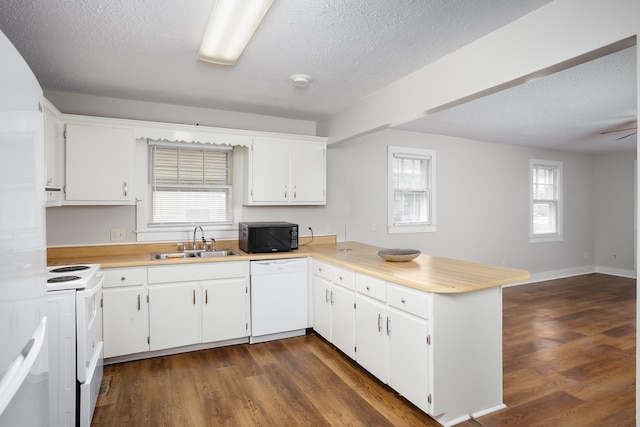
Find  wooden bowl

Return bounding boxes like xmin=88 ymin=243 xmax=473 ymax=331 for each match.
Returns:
xmin=377 ymin=249 xmax=421 ymax=262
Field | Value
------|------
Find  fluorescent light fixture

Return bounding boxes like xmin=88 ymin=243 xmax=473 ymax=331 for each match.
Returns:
xmin=198 ymin=0 xmax=274 ymax=65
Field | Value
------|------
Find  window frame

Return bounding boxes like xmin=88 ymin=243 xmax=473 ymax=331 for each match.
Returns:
xmin=529 ymin=158 xmax=563 ymax=243
xmin=147 ymin=141 xmax=233 ymax=227
xmin=387 ymin=145 xmax=437 ymax=234
xmin=134 ymin=140 xmax=242 ymax=242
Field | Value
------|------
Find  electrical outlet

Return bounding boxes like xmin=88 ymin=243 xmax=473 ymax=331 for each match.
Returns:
xmin=110 ymin=228 xmax=126 ymax=241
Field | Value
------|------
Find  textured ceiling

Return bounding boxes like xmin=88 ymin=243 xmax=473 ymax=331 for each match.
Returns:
xmin=396 ymin=46 xmax=637 ymax=153
xmin=0 ymin=0 xmax=636 ymax=153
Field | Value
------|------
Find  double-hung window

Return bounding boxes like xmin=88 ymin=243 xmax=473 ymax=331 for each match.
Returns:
xmin=529 ymin=159 xmax=562 ymax=242
xmin=147 ymin=141 xmax=233 ymax=226
xmin=388 ymin=146 xmax=436 ymax=233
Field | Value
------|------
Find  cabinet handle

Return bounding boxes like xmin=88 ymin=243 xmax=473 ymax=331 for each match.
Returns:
xmin=325 ymin=288 xmax=329 ymax=303
xmin=377 ymin=314 xmax=382 ymax=332
xmin=137 ymin=294 xmax=140 ymax=311
xmin=401 ymin=298 xmax=406 ymax=304
xmin=120 ymin=276 xmax=126 ymax=281
xmin=205 ymin=289 xmax=208 ymax=304
xmin=284 ymin=185 xmax=288 ymax=198
xmin=386 ymin=317 xmax=391 ymax=335
xmin=193 ymin=289 xmax=196 ymax=305
xmin=123 ymin=181 xmax=128 ymax=197
xmin=366 ymin=285 xmax=370 ymax=291
xmin=293 ymin=185 xmax=297 ymax=199
xmin=339 ymin=276 xmax=343 ymax=281
xmin=330 ymin=290 xmax=334 ymax=305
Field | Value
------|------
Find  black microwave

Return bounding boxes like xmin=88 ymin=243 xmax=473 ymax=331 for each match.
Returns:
xmin=238 ymin=222 xmax=298 ymax=253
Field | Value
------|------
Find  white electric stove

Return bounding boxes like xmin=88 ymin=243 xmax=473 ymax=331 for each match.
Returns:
xmin=46 ymin=264 xmax=103 ymax=427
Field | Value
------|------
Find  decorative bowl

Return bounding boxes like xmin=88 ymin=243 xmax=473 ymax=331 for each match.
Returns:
xmin=377 ymin=249 xmax=421 ymax=262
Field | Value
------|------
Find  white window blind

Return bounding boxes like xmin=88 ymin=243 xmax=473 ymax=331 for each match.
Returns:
xmin=148 ymin=142 xmax=232 ymax=226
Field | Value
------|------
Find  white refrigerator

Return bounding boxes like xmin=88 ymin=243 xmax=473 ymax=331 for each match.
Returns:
xmin=0 ymin=28 xmax=49 ymax=426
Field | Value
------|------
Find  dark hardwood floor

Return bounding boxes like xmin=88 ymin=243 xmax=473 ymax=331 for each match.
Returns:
xmin=92 ymin=273 xmax=636 ymax=427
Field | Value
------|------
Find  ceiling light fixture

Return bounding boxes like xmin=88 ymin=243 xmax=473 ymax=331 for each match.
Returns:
xmin=198 ymin=0 xmax=274 ymax=65
xmin=290 ymin=74 xmax=313 ymax=88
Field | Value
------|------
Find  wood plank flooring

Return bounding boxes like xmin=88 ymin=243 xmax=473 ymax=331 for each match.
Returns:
xmin=92 ymin=273 xmax=635 ymax=427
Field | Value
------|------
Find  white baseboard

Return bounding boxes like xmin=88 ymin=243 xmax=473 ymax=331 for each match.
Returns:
xmin=504 ymin=265 xmax=636 ymax=287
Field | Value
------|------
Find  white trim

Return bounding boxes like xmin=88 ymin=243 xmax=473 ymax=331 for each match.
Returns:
xmin=63 ymin=113 xmax=326 ymax=147
xmin=504 ymin=265 xmax=636 ymax=288
xmin=387 ymin=145 xmax=437 ymax=234
xmin=529 ymin=158 xmax=563 ymax=243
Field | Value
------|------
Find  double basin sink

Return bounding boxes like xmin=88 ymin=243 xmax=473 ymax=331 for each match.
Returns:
xmin=152 ymin=250 xmax=240 ymax=260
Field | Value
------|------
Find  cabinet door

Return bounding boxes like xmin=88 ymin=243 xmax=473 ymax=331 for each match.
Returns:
xmin=331 ymin=283 xmax=356 ymax=360
xmin=312 ymin=275 xmax=331 ymax=341
xmin=249 ymin=138 xmax=289 ymax=203
xmin=290 ymin=142 xmax=325 ymax=204
xmin=355 ymin=294 xmax=386 ymax=382
xmin=386 ymin=307 xmax=430 ymax=413
xmin=65 ymin=123 xmax=134 ymax=203
xmin=149 ymin=282 xmax=200 ymax=351
xmin=201 ymin=278 xmax=248 ymax=343
xmin=102 ymin=286 xmax=149 ymax=358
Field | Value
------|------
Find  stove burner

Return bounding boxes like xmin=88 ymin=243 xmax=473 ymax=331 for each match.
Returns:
xmin=47 ymin=275 xmax=81 ymax=283
xmin=50 ymin=265 xmax=90 ymax=273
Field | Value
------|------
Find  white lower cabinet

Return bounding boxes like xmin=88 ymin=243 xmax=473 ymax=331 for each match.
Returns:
xmin=202 ymin=278 xmax=249 ymax=342
xmin=149 ymin=281 xmax=200 ymax=351
xmin=312 ymin=260 xmax=356 ymax=359
xmin=329 ymin=268 xmax=503 ymax=427
xmin=355 ymin=275 xmax=431 ymax=413
xmin=386 ymin=306 xmax=430 ymax=413
xmin=147 ymin=262 xmax=250 ymax=352
xmin=102 ymin=267 xmax=149 ymax=358
xmin=103 ymin=261 xmax=250 ymax=359
xmin=354 ymin=293 xmax=386 ymax=382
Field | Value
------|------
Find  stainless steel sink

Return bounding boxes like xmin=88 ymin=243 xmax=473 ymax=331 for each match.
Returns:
xmin=196 ymin=250 xmax=240 ymax=258
xmin=152 ymin=250 xmax=240 ymax=260
xmin=152 ymin=252 xmax=199 ymax=260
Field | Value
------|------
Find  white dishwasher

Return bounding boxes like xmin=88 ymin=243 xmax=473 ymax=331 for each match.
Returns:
xmin=250 ymin=258 xmax=308 ymax=343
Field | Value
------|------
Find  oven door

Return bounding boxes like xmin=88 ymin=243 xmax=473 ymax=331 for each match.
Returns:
xmin=78 ymin=342 xmax=102 ymax=427
xmin=76 ymin=272 xmax=103 ymax=384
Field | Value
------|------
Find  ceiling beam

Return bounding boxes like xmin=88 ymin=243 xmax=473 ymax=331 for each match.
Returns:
xmin=317 ymin=0 xmax=639 ymax=145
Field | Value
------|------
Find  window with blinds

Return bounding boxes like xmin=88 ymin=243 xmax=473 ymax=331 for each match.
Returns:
xmin=387 ymin=146 xmax=436 ymax=233
xmin=530 ymin=159 xmax=562 ymax=241
xmin=147 ymin=142 xmax=233 ymax=226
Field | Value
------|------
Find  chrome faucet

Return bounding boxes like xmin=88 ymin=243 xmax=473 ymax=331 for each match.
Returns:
xmin=193 ymin=225 xmax=205 ymax=251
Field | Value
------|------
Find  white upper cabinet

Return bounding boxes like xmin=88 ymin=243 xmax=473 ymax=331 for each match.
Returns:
xmin=244 ymin=137 xmax=326 ymax=205
xmin=64 ymin=122 xmax=135 ymax=204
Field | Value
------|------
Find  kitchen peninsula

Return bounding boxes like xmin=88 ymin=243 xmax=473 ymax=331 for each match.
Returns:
xmin=47 ymin=240 xmax=529 ymax=427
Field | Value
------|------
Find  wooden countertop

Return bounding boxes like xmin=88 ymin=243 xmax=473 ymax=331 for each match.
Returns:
xmin=305 ymin=242 xmax=529 ymax=293
xmin=48 ymin=239 xmax=529 ymax=294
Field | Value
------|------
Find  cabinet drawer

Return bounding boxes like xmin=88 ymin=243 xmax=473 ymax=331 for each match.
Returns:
xmin=331 ymin=266 xmax=355 ymax=290
xmin=103 ymin=267 xmax=147 ymax=288
xmin=356 ymin=274 xmax=386 ymax=302
xmin=312 ymin=260 xmax=331 ymax=280
xmin=387 ymin=283 xmax=430 ymax=319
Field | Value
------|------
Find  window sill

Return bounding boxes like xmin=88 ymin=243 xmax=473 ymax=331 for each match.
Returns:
xmin=388 ymin=225 xmax=436 ymax=234
xmin=529 ymin=235 xmax=563 ymax=244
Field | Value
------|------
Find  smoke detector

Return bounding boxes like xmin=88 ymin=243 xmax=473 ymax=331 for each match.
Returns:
xmin=290 ymin=74 xmax=312 ymax=88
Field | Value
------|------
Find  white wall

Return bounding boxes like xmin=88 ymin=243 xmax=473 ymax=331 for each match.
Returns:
xmin=321 ymin=129 xmax=636 ymax=279
xmin=593 ymin=151 xmax=636 ymax=276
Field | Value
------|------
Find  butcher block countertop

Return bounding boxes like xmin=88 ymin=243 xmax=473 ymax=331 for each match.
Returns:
xmin=48 ymin=238 xmax=529 ymax=294
xmin=305 ymin=242 xmax=529 ymax=293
